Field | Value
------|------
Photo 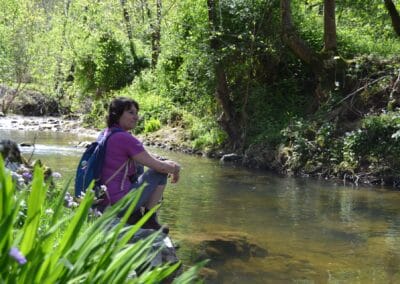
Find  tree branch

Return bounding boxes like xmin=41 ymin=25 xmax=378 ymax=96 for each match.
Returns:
xmin=280 ymin=0 xmax=318 ymax=65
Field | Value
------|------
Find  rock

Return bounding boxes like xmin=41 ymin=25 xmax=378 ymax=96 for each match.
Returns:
xmin=129 ymin=228 xmax=180 ymax=266
xmin=77 ymin=141 xmax=92 ymax=148
xmin=0 ymin=139 xmax=24 ymax=164
xmin=220 ymin=153 xmax=242 ymax=163
xmin=192 ymin=234 xmax=268 ymax=264
xmin=0 ymin=139 xmax=55 ymax=188
xmin=243 ymin=142 xmax=280 ymax=170
xmin=107 ymin=218 xmax=182 ymax=281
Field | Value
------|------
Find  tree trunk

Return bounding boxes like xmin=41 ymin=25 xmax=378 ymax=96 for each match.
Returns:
xmin=145 ymin=0 xmax=162 ymax=68
xmin=384 ymin=0 xmax=400 ymax=36
xmin=280 ymin=0 xmax=346 ymax=106
xmin=280 ymin=0 xmax=318 ymax=65
xmin=1 ymin=82 xmax=23 ymax=115
xmin=207 ymin=0 xmax=243 ymax=151
xmin=120 ymin=0 xmax=138 ymax=61
xmin=54 ymin=0 xmax=72 ymax=100
xmin=323 ymin=0 xmax=337 ymax=52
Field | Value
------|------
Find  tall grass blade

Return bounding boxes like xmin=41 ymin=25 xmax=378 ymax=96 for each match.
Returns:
xmin=20 ymin=165 xmax=46 ymax=256
xmin=51 ymin=178 xmax=72 ymax=226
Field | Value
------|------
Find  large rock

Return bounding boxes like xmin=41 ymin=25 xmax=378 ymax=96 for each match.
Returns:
xmin=0 ymin=139 xmax=56 ymax=188
xmin=0 ymin=139 xmax=24 ymax=164
xmin=1 ymin=85 xmax=64 ymax=116
xmin=243 ymin=142 xmax=281 ymax=171
xmin=220 ymin=153 xmax=243 ymax=163
xmin=195 ymin=234 xmax=268 ymax=262
xmin=107 ymin=218 xmax=182 ymax=282
xmin=186 ymin=233 xmax=268 ymax=282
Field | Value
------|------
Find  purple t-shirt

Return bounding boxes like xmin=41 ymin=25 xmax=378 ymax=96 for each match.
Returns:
xmin=100 ymin=129 xmax=145 ymax=204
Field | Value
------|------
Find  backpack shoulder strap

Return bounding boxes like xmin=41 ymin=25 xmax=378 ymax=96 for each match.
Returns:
xmin=104 ymin=159 xmax=130 ymax=185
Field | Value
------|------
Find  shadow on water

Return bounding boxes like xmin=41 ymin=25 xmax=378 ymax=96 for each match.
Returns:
xmin=2 ymin=129 xmax=400 ymax=283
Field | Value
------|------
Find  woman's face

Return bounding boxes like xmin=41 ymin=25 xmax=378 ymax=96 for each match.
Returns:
xmin=118 ymin=105 xmax=139 ymax=131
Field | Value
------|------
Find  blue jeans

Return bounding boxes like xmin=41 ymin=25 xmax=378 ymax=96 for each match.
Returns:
xmin=130 ymin=168 xmax=168 ymax=211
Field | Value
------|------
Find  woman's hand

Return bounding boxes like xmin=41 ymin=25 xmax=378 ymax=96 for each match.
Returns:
xmin=169 ymin=163 xmax=180 ymax=183
xmin=133 ymin=150 xmax=181 ymax=181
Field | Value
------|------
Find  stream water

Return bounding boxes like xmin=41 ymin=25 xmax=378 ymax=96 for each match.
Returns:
xmin=2 ymin=128 xmax=400 ymax=283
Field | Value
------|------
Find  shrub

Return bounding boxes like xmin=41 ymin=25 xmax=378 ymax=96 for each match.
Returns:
xmin=74 ymin=33 xmax=147 ymax=96
xmin=189 ymin=117 xmax=227 ymax=150
xmin=342 ymin=112 xmax=400 ymax=172
xmin=144 ymin=118 xmax=161 ymax=133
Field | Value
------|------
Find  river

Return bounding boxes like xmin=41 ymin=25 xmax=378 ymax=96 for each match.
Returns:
xmin=2 ymin=128 xmax=400 ymax=283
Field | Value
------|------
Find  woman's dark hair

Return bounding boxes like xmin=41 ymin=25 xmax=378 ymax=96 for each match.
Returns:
xmin=107 ymin=97 xmax=139 ymax=127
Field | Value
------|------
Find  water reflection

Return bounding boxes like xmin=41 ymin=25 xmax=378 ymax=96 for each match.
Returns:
xmin=2 ymin=129 xmax=400 ymax=283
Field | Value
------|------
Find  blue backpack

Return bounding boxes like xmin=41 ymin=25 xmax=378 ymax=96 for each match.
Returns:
xmin=74 ymin=128 xmax=123 ymax=198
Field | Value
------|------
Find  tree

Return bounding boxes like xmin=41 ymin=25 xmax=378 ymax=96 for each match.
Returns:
xmin=0 ymin=0 xmax=40 ymax=114
xmin=206 ymin=0 xmax=243 ymax=151
xmin=323 ymin=0 xmax=337 ymax=52
xmin=281 ymin=0 xmax=346 ymax=104
xmin=53 ymin=0 xmax=72 ymax=101
xmin=143 ymin=0 xmax=162 ymax=68
xmin=74 ymin=33 xmax=136 ymax=96
xmin=120 ymin=0 xmax=139 ymax=61
xmin=384 ymin=0 xmax=400 ymax=36
xmin=151 ymin=0 xmax=162 ymax=67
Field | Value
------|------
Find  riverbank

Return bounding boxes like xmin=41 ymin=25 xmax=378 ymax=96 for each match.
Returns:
xmin=0 ymin=114 xmax=99 ymax=137
xmin=0 ymin=114 xmax=223 ymax=156
xmin=2 ymin=112 xmax=400 ymax=191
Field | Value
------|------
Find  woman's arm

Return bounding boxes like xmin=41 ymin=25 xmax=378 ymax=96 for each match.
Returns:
xmin=132 ymin=149 xmax=181 ymax=182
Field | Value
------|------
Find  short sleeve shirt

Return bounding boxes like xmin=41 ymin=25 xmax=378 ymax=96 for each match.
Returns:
xmin=100 ymin=129 xmax=145 ymax=204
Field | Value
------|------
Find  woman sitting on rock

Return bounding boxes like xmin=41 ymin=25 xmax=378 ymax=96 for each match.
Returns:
xmin=99 ymin=96 xmax=181 ymax=233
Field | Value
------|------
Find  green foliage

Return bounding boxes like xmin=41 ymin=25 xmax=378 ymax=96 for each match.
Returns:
xmin=0 ymin=0 xmax=44 ymax=84
xmin=246 ymin=80 xmax=309 ymax=147
xmin=4 ymin=0 xmax=400 ymax=155
xmin=144 ymin=118 xmax=161 ymax=133
xmin=81 ymin=98 xmax=107 ymax=128
xmin=0 ymin=156 xmax=202 ymax=283
xmin=155 ymin=0 xmax=214 ymax=115
xmin=74 ymin=33 xmax=142 ymax=95
xmin=188 ymin=116 xmax=227 ymax=150
xmin=281 ymin=119 xmax=344 ymax=173
xmin=342 ymin=112 xmax=400 ymax=173
xmin=281 ymin=110 xmax=400 ymax=177
xmin=294 ymin=0 xmax=400 ymax=57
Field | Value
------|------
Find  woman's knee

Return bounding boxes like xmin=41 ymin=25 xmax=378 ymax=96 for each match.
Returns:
xmin=146 ymin=168 xmax=168 ymax=185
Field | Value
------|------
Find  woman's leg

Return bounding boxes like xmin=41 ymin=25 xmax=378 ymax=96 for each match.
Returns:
xmin=145 ymin=184 xmax=166 ymax=209
xmin=134 ymin=169 xmax=168 ymax=210
xmin=132 ymin=169 xmax=169 ymax=232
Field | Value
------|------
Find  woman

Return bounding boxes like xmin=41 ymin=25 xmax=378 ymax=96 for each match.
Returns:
xmin=99 ymin=97 xmax=180 ymax=233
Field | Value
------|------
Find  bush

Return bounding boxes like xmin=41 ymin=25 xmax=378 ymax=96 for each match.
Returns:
xmin=189 ymin=117 xmax=227 ymax=150
xmin=342 ymin=112 xmax=400 ymax=172
xmin=74 ymin=33 xmax=147 ymax=96
xmin=144 ymin=118 xmax=161 ymax=133
xmin=281 ymin=119 xmax=344 ymax=173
